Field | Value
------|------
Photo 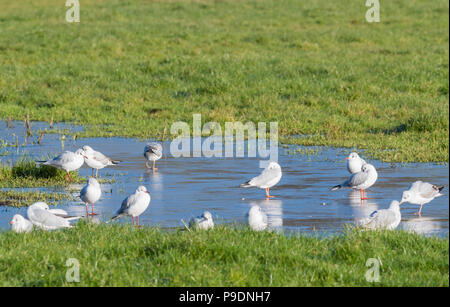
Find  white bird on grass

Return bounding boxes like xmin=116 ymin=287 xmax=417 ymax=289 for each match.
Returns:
xmin=331 ymin=163 xmax=378 ymax=200
xmin=9 ymin=214 xmax=34 ymax=233
xmin=358 ymin=200 xmax=402 ymax=230
xmin=241 ymin=162 xmax=282 ymax=199
xmin=39 ymin=149 xmax=86 ymax=182
xmin=82 ymin=145 xmax=120 ymax=178
xmin=189 ymin=211 xmax=214 ymax=230
xmin=27 ymin=202 xmax=81 ymax=231
xmin=144 ymin=142 xmax=162 ymax=170
xmin=80 ymin=177 xmax=102 ymax=216
xmin=346 ymin=152 xmax=366 ymax=174
xmin=400 ymin=181 xmax=444 ymax=217
xmin=111 ymin=186 xmax=151 ymax=227
xmin=247 ymin=205 xmax=268 ymax=231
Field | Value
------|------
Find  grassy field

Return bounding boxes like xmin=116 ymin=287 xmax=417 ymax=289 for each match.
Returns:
xmin=0 ymin=223 xmax=448 ymax=286
xmin=0 ymin=0 xmax=448 ymax=163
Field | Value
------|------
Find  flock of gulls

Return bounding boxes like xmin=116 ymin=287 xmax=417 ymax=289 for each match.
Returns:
xmin=9 ymin=145 xmax=445 ymax=234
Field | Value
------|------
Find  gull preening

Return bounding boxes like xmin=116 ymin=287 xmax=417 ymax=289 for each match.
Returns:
xmin=9 ymin=214 xmax=34 ymax=233
xmin=189 ymin=211 xmax=214 ymax=230
xmin=358 ymin=200 xmax=401 ymax=230
xmin=331 ymin=163 xmax=378 ymax=200
xmin=112 ymin=186 xmax=151 ymax=226
xmin=247 ymin=205 xmax=268 ymax=231
xmin=80 ymin=177 xmax=102 ymax=216
xmin=241 ymin=162 xmax=282 ymax=199
xmin=27 ymin=202 xmax=81 ymax=231
xmin=346 ymin=152 xmax=366 ymax=174
xmin=144 ymin=142 xmax=162 ymax=170
xmin=82 ymin=145 xmax=120 ymax=178
xmin=400 ymin=181 xmax=444 ymax=217
xmin=40 ymin=149 xmax=86 ymax=182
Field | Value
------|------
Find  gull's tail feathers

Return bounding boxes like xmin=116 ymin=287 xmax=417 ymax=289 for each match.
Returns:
xmin=240 ymin=181 xmax=252 ymax=188
xmin=330 ymin=184 xmax=342 ymax=191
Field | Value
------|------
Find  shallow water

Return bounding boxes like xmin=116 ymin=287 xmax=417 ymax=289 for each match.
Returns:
xmin=1 ymin=121 xmax=448 ymax=236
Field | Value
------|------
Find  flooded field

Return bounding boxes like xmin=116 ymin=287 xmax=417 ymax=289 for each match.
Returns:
xmin=1 ymin=121 xmax=448 ymax=236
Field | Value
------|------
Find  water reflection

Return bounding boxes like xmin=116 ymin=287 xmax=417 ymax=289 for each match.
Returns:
xmin=250 ymin=199 xmax=283 ymax=232
xmin=402 ymin=217 xmax=442 ymax=235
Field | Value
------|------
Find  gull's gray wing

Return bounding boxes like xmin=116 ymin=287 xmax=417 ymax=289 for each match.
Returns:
xmin=91 ymin=150 xmax=109 ymax=164
xmin=361 ymin=209 xmax=395 ymax=228
xmin=117 ymin=193 xmax=138 ymax=215
xmin=30 ymin=208 xmax=70 ymax=228
xmin=45 ymin=151 xmax=73 ymax=167
xmin=345 ymin=171 xmax=369 ymax=188
xmin=417 ymin=182 xmax=440 ymax=199
xmin=249 ymin=168 xmax=280 ymax=187
xmin=144 ymin=143 xmax=162 ymax=157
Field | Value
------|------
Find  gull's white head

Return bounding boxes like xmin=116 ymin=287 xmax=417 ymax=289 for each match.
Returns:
xmin=82 ymin=145 xmax=93 ymax=153
xmin=88 ymin=177 xmax=100 ymax=186
xmin=202 ymin=211 xmax=213 ymax=221
xmin=267 ymin=162 xmax=281 ymax=171
xmin=136 ymin=186 xmax=150 ymax=194
xmin=248 ymin=205 xmax=263 ymax=217
xmin=400 ymin=191 xmax=412 ymax=204
xmin=30 ymin=202 xmax=49 ymax=210
xmin=75 ymin=148 xmax=87 ymax=157
xmin=9 ymin=214 xmax=26 ymax=225
xmin=346 ymin=152 xmax=361 ymax=161
xmin=389 ymin=200 xmax=401 ymax=210
xmin=361 ymin=164 xmax=375 ymax=173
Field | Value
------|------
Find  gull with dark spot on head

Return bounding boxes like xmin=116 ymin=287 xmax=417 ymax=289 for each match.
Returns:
xmin=10 ymin=214 xmax=34 ymax=233
xmin=80 ymin=177 xmax=102 ymax=216
xmin=241 ymin=162 xmax=282 ymax=199
xmin=27 ymin=202 xmax=81 ymax=231
xmin=189 ymin=211 xmax=214 ymax=230
xmin=346 ymin=152 xmax=366 ymax=174
xmin=112 ymin=186 xmax=151 ymax=227
xmin=358 ymin=200 xmax=402 ymax=230
xmin=331 ymin=163 xmax=378 ymax=200
xmin=144 ymin=142 xmax=162 ymax=170
xmin=247 ymin=205 xmax=268 ymax=231
xmin=400 ymin=181 xmax=444 ymax=217
xmin=39 ymin=149 xmax=86 ymax=182
xmin=82 ymin=145 xmax=120 ymax=178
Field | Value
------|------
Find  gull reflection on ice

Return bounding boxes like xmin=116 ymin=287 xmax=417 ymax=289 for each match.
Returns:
xmin=251 ymin=199 xmax=283 ymax=232
xmin=401 ymin=217 xmax=442 ymax=235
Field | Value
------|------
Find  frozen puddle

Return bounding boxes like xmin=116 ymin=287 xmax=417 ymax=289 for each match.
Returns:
xmin=0 ymin=121 xmax=448 ymax=236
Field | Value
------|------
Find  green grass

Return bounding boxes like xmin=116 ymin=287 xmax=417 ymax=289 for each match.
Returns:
xmin=0 ymin=0 xmax=448 ymax=162
xmin=0 ymin=159 xmax=85 ymax=188
xmin=0 ymin=189 xmax=72 ymax=207
xmin=0 ymin=222 xmax=447 ymax=286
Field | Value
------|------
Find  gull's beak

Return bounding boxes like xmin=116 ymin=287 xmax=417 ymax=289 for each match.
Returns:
xmin=346 ymin=157 xmax=349 ymax=160
xmin=145 ymin=191 xmax=150 ymax=194
xmin=399 ymin=200 xmax=404 ymax=205
xmin=9 ymin=221 xmax=13 ymax=224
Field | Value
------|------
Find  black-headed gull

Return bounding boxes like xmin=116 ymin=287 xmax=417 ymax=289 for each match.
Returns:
xmin=82 ymin=145 xmax=120 ymax=178
xmin=246 ymin=205 xmax=268 ymax=231
xmin=358 ymin=200 xmax=401 ymax=230
xmin=346 ymin=152 xmax=366 ymax=174
xmin=80 ymin=177 xmax=102 ymax=216
xmin=144 ymin=142 xmax=162 ymax=170
xmin=27 ymin=202 xmax=81 ymax=231
xmin=112 ymin=186 xmax=151 ymax=226
xmin=331 ymin=163 xmax=378 ymax=200
xmin=400 ymin=181 xmax=444 ymax=217
xmin=9 ymin=214 xmax=34 ymax=233
xmin=241 ymin=162 xmax=282 ymax=199
xmin=40 ymin=149 xmax=86 ymax=182
xmin=189 ymin=211 xmax=214 ymax=230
